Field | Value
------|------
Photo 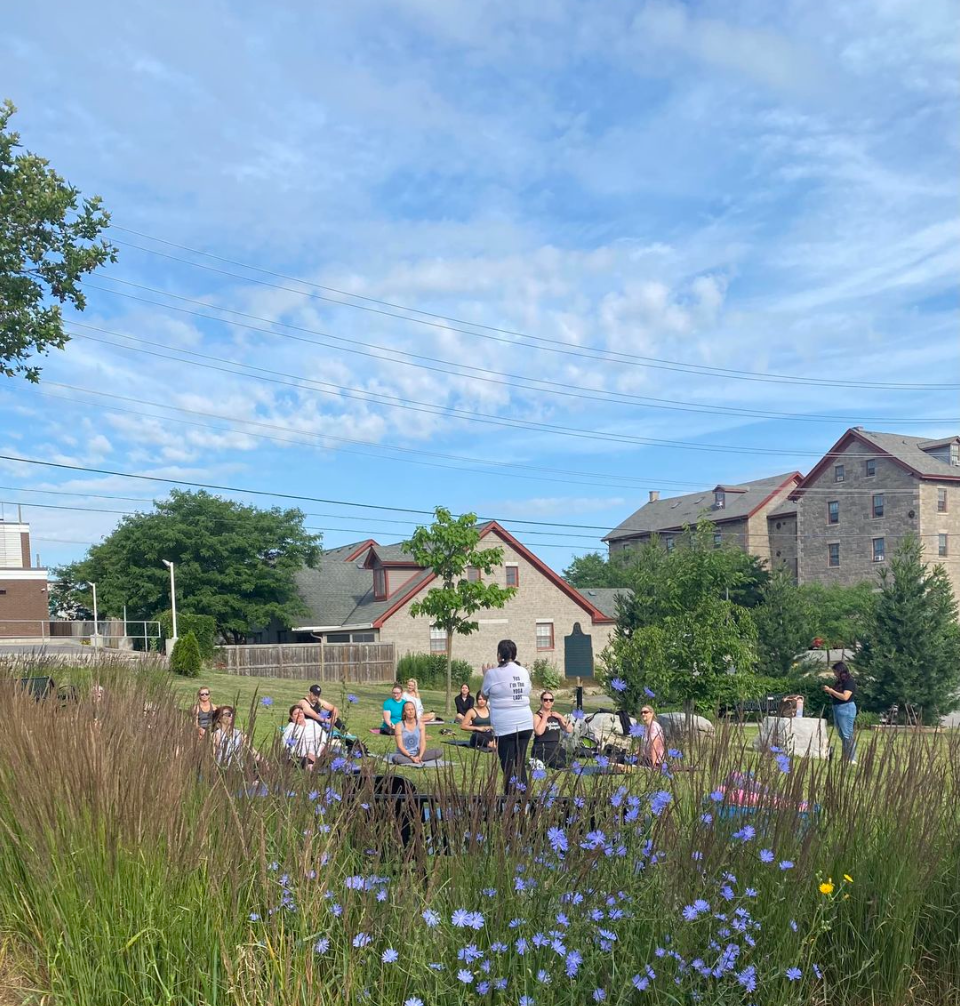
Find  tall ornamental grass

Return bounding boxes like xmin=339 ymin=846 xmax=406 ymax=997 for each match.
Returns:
xmin=0 ymin=661 xmax=957 ymax=1005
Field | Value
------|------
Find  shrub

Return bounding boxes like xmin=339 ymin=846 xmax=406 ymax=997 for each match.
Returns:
xmin=169 ymin=631 xmax=202 ymax=677
xmin=530 ymin=658 xmax=562 ymax=691
xmin=856 ymin=711 xmax=881 ymax=729
xmin=396 ymin=652 xmax=472 ymax=689
xmin=159 ymin=611 xmax=217 ymax=660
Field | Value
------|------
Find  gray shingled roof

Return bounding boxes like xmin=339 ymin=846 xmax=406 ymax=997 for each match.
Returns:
xmin=574 ymin=587 xmax=632 ymax=618
xmin=369 ymin=543 xmax=418 ymax=564
xmin=292 ymin=557 xmax=434 ymax=629
xmin=605 ymin=473 xmax=797 ymax=542
xmin=767 ymin=498 xmax=797 ymax=518
xmin=856 ymin=430 xmax=960 ymax=479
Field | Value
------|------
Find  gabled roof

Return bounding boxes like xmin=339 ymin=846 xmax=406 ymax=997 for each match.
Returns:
xmin=604 ymin=472 xmax=801 ymax=542
xmin=292 ymin=522 xmax=614 ymax=631
xmin=365 ymin=543 xmax=420 ymax=566
xmin=793 ymin=429 xmax=960 ymax=492
xmin=573 ymin=587 xmax=632 ymax=619
xmin=321 ymin=539 xmax=378 ymax=563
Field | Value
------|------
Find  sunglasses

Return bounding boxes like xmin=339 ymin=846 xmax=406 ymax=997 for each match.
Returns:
xmin=199 ymin=692 xmax=210 ymax=697
xmin=542 ymin=698 xmax=554 ymax=703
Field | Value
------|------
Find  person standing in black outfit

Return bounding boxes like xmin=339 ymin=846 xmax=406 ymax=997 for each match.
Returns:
xmin=824 ymin=661 xmax=858 ymax=764
xmin=532 ymin=691 xmax=573 ymax=767
xmin=481 ymin=640 xmax=534 ymax=793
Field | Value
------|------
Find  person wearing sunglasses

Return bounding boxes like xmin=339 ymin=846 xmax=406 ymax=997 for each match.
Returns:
xmin=191 ymin=686 xmax=218 ymax=738
xmin=210 ymin=706 xmax=259 ymax=768
xmin=532 ymin=691 xmax=574 ymax=768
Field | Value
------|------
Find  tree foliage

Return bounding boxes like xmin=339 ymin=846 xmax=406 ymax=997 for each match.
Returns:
xmin=562 ymin=551 xmax=632 ymax=589
xmin=754 ymin=567 xmax=815 ymax=677
xmin=600 ymin=521 xmax=761 ymax=713
xmin=53 ymin=490 xmax=322 ymax=643
xmin=159 ymin=610 xmax=218 ymax=660
xmin=170 ymin=630 xmax=202 ymax=678
xmin=801 ymin=581 xmax=876 ymax=661
xmin=0 ymin=100 xmax=116 ymax=381
xmin=404 ymin=507 xmax=517 ymax=715
xmin=858 ymin=535 xmax=960 ymax=723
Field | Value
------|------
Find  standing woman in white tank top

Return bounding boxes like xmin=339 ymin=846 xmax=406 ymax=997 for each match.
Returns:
xmin=481 ymin=639 xmax=534 ymax=793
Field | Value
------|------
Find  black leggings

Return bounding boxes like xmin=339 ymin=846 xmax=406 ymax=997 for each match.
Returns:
xmin=496 ymin=730 xmax=533 ymax=793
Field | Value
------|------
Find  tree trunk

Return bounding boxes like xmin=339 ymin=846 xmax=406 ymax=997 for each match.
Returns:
xmin=445 ymin=630 xmax=453 ymax=717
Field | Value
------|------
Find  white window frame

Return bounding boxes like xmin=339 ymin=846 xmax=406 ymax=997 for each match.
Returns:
xmin=939 ymin=534 xmax=948 ymax=558
xmin=834 ymin=464 xmax=845 ymax=483
xmin=535 ymin=621 xmax=555 ymax=651
xmin=430 ymin=627 xmax=448 ymax=654
xmin=872 ymin=537 xmax=885 ymax=563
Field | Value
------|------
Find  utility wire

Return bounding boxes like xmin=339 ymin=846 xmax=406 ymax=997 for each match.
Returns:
xmin=64 ymin=322 xmax=929 ymax=461
xmin=109 ymin=228 xmax=960 ymax=392
xmin=84 ymin=275 xmax=960 ymax=424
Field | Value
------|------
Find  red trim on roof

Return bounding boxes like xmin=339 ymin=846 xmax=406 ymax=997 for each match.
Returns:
xmin=372 ymin=522 xmax=614 ymax=627
xmin=343 ymin=539 xmax=378 ymax=562
xmin=372 ymin=571 xmax=437 ymax=628
xmin=745 ymin=472 xmax=803 ymax=518
xmin=791 ymin=430 xmax=960 ymax=496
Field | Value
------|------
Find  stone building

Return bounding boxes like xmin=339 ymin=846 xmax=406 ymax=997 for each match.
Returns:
xmin=604 ymin=472 xmax=802 ymax=574
xmin=283 ymin=523 xmax=621 ymax=674
xmin=0 ymin=516 xmax=49 ymax=638
xmin=794 ymin=428 xmax=960 ymax=598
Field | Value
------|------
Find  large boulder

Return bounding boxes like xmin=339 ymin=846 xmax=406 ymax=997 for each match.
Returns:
xmin=656 ymin=712 xmax=716 ymax=740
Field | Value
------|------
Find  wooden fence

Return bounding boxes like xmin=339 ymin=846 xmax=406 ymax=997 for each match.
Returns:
xmin=218 ymin=642 xmax=395 ymax=682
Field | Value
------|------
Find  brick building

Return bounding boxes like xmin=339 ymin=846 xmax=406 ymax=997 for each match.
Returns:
xmin=281 ymin=524 xmax=621 ymax=674
xmin=794 ymin=429 xmax=960 ymax=598
xmin=0 ymin=517 xmax=50 ymax=638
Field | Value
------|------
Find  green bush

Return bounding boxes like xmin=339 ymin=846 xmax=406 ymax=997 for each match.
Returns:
xmin=530 ymin=658 xmax=562 ymax=691
xmin=396 ymin=652 xmax=472 ymax=689
xmin=159 ymin=611 xmax=217 ymax=660
xmin=169 ymin=631 xmax=202 ymax=677
xmin=856 ymin=711 xmax=881 ymax=729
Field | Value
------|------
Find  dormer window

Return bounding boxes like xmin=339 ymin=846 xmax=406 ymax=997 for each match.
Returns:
xmin=373 ymin=567 xmax=387 ymax=600
xmin=714 ymin=490 xmax=725 ymax=509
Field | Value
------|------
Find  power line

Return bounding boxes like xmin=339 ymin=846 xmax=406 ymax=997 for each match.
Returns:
xmin=84 ymin=275 xmax=960 ymax=425
xmin=65 ymin=322 xmax=930 ymax=461
xmin=109 ymin=227 xmax=960 ymax=392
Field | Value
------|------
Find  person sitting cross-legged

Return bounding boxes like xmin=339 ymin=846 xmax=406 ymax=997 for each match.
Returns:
xmin=392 ymin=701 xmax=442 ymax=766
xmin=532 ymin=691 xmax=574 ymax=768
xmin=460 ymin=691 xmax=496 ymax=750
xmin=297 ymin=685 xmax=341 ymax=730
xmin=381 ymin=683 xmax=406 ymax=735
xmin=455 ymin=683 xmax=474 ymax=723
xmin=281 ymin=704 xmax=328 ymax=770
xmin=637 ymin=705 xmax=665 ymax=769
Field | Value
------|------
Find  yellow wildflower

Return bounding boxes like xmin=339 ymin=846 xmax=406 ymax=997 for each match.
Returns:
xmin=819 ymin=880 xmax=835 ymax=895
xmin=843 ymin=874 xmax=853 ymax=883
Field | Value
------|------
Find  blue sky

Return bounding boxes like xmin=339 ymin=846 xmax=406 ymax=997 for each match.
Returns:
xmin=1 ymin=0 xmax=958 ymax=574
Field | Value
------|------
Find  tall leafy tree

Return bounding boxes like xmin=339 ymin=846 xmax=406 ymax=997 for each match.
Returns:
xmin=54 ymin=490 xmax=322 ymax=642
xmin=405 ymin=508 xmax=516 ymax=715
xmin=0 ymin=100 xmax=116 ymax=381
xmin=801 ymin=581 xmax=876 ymax=663
xmin=562 ymin=551 xmax=633 ymax=588
xmin=858 ymin=534 xmax=960 ymax=723
xmin=754 ymin=567 xmax=815 ymax=676
xmin=601 ymin=521 xmax=760 ymax=713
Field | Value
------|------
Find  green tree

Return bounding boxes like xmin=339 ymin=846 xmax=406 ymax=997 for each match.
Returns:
xmin=858 ymin=535 xmax=960 ymax=723
xmin=600 ymin=521 xmax=760 ymax=713
xmin=754 ymin=567 xmax=815 ymax=676
xmin=53 ymin=490 xmax=321 ymax=643
xmin=802 ymin=581 xmax=876 ymax=662
xmin=158 ymin=610 xmax=217 ymax=660
xmin=170 ymin=630 xmax=202 ymax=677
xmin=404 ymin=507 xmax=517 ymax=715
xmin=0 ymin=100 xmax=116 ymax=381
xmin=563 ymin=551 xmax=632 ymax=588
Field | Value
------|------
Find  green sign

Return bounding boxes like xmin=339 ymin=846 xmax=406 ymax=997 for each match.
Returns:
xmin=564 ymin=622 xmax=594 ymax=679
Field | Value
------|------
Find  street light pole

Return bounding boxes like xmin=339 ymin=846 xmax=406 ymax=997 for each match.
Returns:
xmin=91 ymin=581 xmax=100 ymax=648
xmin=161 ymin=560 xmax=178 ymax=643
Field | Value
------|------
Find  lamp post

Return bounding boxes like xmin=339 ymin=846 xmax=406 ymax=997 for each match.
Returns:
xmin=90 ymin=581 xmax=100 ymax=648
xmin=161 ymin=560 xmax=178 ymax=646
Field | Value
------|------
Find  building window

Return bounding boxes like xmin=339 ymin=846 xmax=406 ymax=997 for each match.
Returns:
xmin=665 ymin=536 xmax=675 ymax=553
xmin=505 ymin=564 xmax=519 ymax=587
xmin=713 ymin=532 xmax=722 ymax=549
xmin=536 ymin=621 xmax=554 ymax=651
xmin=352 ymin=632 xmax=376 ymax=643
xmin=938 ymin=488 xmax=948 ymax=513
xmin=834 ymin=464 xmax=845 ymax=482
xmin=939 ymin=534 xmax=949 ymax=558
xmin=872 ymin=538 xmax=885 ymax=562
xmin=828 ymin=501 xmax=839 ymax=524
xmin=865 ymin=459 xmax=876 ymax=477
xmin=430 ymin=627 xmax=448 ymax=654
xmin=373 ymin=567 xmax=387 ymax=600
xmin=872 ymin=494 xmax=884 ymax=518
xmin=828 ymin=543 xmax=840 ymax=567
xmin=714 ymin=490 xmax=725 ymax=509
xmin=326 ymin=632 xmax=350 ymax=643
xmin=466 ymin=566 xmax=481 ymax=582
xmin=952 ymin=443 xmax=959 ymax=466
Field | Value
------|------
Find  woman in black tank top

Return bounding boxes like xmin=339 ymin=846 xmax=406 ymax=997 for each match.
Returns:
xmin=460 ymin=693 xmax=495 ymax=749
xmin=532 ymin=691 xmax=573 ymax=767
